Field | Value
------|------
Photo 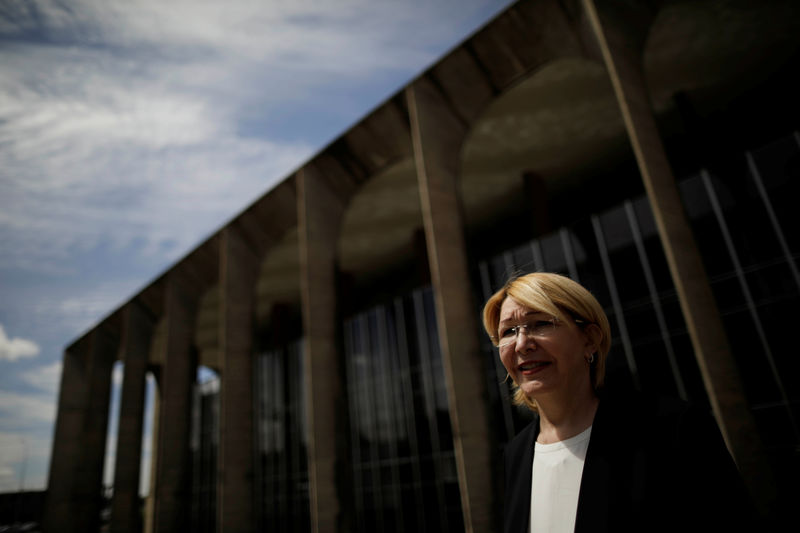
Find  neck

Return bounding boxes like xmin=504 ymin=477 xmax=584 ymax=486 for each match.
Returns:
xmin=535 ymin=387 xmax=599 ymax=444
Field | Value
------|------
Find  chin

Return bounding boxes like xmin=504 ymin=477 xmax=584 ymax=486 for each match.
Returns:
xmin=519 ymin=381 xmax=546 ymax=397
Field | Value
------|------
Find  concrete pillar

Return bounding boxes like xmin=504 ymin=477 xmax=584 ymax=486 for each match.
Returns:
xmin=217 ymin=225 xmax=258 ymax=532
xmin=582 ymin=0 xmax=776 ymax=516
xmin=44 ymin=344 xmax=88 ymax=533
xmin=297 ymin=166 xmax=347 ymax=533
xmin=152 ymin=279 xmax=197 ymax=533
xmin=44 ymin=328 xmax=117 ymax=533
xmin=110 ymin=302 xmax=154 ymax=533
xmin=407 ymin=78 xmax=495 ymax=533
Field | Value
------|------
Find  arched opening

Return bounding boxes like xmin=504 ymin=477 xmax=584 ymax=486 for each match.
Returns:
xmin=102 ymin=360 xmax=125 ymax=506
xmin=338 ymin=156 xmax=428 ymax=313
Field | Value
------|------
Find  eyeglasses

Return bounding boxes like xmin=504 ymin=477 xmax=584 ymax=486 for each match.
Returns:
xmin=495 ymin=317 xmax=586 ymax=349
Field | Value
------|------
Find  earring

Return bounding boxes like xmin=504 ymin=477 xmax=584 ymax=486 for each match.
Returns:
xmin=586 ymin=353 xmax=595 ymax=364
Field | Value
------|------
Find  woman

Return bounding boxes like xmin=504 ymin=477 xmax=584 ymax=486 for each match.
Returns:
xmin=483 ymin=272 xmax=756 ymax=533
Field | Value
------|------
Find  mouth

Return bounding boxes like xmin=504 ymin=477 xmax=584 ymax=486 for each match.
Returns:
xmin=518 ymin=361 xmax=550 ymax=376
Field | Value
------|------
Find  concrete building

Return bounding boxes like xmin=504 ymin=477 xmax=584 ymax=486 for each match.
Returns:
xmin=43 ymin=0 xmax=800 ymax=531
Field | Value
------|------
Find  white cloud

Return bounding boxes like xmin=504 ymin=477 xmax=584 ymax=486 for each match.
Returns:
xmin=2 ymin=1 xmax=480 ymax=73
xmin=0 ymin=430 xmax=52 ymax=492
xmin=0 ymin=389 xmax=58 ymax=490
xmin=21 ymin=362 xmax=63 ymax=395
xmin=0 ymin=432 xmax=26 ymax=492
xmin=0 ymin=391 xmax=56 ymax=424
xmin=0 ymin=41 xmax=313 ymax=272
xmin=0 ymin=324 xmax=40 ymax=361
xmin=0 ymin=0 xmax=514 ymax=496
xmin=37 ymin=282 xmax=144 ymax=334
xmin=1 ymin=0 xmax=513 ymax=279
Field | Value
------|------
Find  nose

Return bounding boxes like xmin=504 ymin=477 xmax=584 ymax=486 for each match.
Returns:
xmin=514 ymin=328 xmax=535 ymax=351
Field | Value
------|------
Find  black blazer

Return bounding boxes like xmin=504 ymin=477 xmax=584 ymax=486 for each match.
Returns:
xmin=503 ymin=389 xmax=757 ymax=533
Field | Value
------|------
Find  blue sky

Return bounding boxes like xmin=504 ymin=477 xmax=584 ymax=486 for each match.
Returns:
xmin=0 ymin=0 xmax=515 ymax=493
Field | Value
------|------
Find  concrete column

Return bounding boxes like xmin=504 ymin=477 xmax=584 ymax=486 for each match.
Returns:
xmin=217 ymin=226 xmax=258 ymax=532
xmin=110 ymin=302 xmax=154 ymax=533
xmin=582 ymin=0 xmax=776 ymax=515
xmin=152 ymin=279 xmax=197 ymax=533
xmin=297 ymin=166 xmax=347 ymax=533
xmin=407 ymin=78 xmax=495 ymax=533
xmin=44 ymin=344 xmax=88 ymax=533
xmin=44 ymin=328 xmax=116 ymax=533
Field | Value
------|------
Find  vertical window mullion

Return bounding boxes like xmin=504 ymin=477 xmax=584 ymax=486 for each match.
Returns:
xmin=413 ymin=289 xmax=449 ymax=533
xmin=479 ymin=261 xmax=516 ymax=442
xmin=560 ymin=228 xmax=579 ymax=281
xmin=624 ymin=200 xmax=688 ymax=400
xmin=344 ymin=319 xmax=366 ymax=532
xmin=701 ymin=170 xmax=800 ymax=441
xmin=746 ymin=151 xmax=800 ymax=292
xmin=393 ymin=297 xmax=427 ymax=532
xmin=591 ymin=214 xmax=641 ymax=389
xmin=376 ymin=306 xmax=404 ymax=532
xmin=363 ymin=313 xmax=385 ymax=531
xmin=530 ymin=240 xmax=545 ymax=272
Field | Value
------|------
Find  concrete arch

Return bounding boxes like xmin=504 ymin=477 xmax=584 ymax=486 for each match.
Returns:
xmin=193 ymin=285 xmax=221 ymax=372
xmin=459 ymin=56 xmax=630 ymax=243
xmin=337 ymin=156 xmax=426 ymax=303
xmin=641 ymin=0 xmax=800 ymax=159
xmin=255 ymin=226 xmax=302 ymax=345
xmin=644 ymin=0 xmax=800 ymax=114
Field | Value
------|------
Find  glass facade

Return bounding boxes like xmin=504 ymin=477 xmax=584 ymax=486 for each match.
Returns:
xmin=182 ymin=131 xmax=799 ymax=531
xmin=478 ymin=130 xmax=800 ymax=486
xmin=171 ymin=105 xmax=798 ymax=531
xmin=343 ymin=287 xmax=463 ymax=533
xmin=688 ymin=133 xmax=800 ymax=466
xmin=255 ymin=340 xmax=310 ymax=532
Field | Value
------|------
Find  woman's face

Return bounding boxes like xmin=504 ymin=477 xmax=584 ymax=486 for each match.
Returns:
xmin=497 ymin=296 xmax=594 ymax=401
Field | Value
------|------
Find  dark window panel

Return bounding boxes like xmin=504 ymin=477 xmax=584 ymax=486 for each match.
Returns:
xmin=342 ymin=287 xmax=463 ymax=532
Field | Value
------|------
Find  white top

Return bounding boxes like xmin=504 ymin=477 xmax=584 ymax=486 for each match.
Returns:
xmin=528 ymin=425 xmax=592 ymax=533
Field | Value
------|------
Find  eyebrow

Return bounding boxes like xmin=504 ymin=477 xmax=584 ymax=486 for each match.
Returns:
xmin=498 ymin=310 xmax=549 ymax=326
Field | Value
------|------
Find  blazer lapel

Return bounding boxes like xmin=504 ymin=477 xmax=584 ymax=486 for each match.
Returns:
xmin=504 ymin=417 xmax=539 ymax=533
xmin=574 ymin=399 xmax=610 ymax=533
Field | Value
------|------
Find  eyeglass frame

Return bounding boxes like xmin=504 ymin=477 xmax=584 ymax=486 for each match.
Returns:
xmin=492 ymin=315 xmax=588 ymax=350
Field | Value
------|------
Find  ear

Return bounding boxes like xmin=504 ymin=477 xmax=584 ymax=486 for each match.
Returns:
xmin=583 ymin=323 xmax=602 ymax=354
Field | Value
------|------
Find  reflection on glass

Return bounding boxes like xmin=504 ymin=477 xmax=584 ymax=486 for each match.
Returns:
xmin=343 ymin=287 xmax=463 ymax=533
xmin=191 ymin=377 xmax=219 ymax=533
xmin=255 ymin=340 xmax=309 ymax=533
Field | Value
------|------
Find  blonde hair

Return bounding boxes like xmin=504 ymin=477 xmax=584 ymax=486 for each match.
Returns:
xmin=482 ymin=272 xmax=611 ymax=411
